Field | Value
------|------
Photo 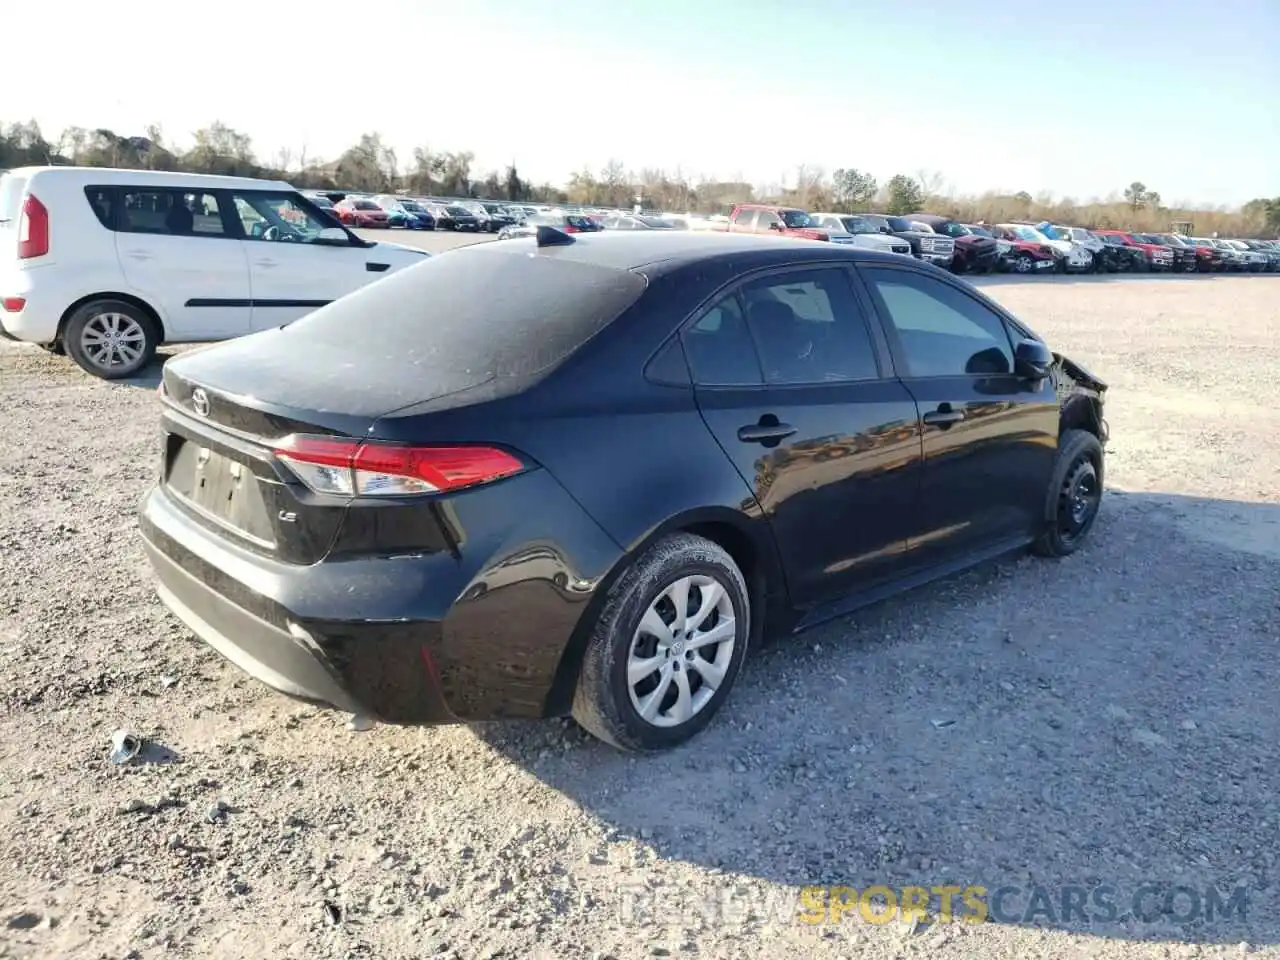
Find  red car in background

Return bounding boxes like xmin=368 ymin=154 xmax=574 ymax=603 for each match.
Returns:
xmin=1093 ymin=230 xmax=1174 ymax=271
xmin=333 ymin=198 xmax=391 ymax=228
xmin=988 ymin=224 xmax=1059 ymax=273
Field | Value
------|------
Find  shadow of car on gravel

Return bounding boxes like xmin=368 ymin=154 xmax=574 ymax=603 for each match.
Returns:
xmin=469 ymin=490 xmax=1280 ymax=945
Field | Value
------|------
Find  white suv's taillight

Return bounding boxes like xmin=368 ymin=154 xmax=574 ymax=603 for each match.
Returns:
xmin=17 ymin=194 xmax=49 ymax=259
xmin=273 ymin=435 xmax=527 ymax=497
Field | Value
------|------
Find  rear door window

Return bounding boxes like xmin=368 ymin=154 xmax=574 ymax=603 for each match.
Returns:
xmin=118 ymin=189 xmax=228 ymax=236
xmin=683 ymin=293 xmax=763 ymax=386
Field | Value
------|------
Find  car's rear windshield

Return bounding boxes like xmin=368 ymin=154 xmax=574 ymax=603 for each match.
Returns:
xmin=0 ymin=173 xmax=28 ymax=223
xmin=280 ymin=247 xmax=648 ymax=387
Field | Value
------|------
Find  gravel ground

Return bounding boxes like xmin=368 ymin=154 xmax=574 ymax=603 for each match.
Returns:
xmin=1 ymin=275 xmax=1278 ymax=960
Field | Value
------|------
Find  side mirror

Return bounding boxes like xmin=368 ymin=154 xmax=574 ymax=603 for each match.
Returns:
xmin=1014 ymin=338 xmax=1054 ymax=380
xmin=316 ymin=226 xmax=352 ymax=245
xmin=768 ymin=221 xmax=783 ymax=231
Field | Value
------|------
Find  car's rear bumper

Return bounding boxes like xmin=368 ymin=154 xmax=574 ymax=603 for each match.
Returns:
xmin=138 ymin=466 xmax=622 ymax=724
xmin=0 ymin=270 xmax=62 ymax=343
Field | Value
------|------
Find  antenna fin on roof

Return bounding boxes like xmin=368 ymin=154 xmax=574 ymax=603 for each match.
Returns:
xmin=536 ymin=225 xmax=575 ymax=248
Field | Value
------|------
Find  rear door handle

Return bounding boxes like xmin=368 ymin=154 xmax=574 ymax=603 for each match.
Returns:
xmin=254 ymin=259 xmax=278 ymax=268
xmin=125 ymin=251 xmax=153 ymax=261
xmin=737 ymin=422 xmax=797 ymax=444
xmin=922 ymin=408 xmax=966 ymax=426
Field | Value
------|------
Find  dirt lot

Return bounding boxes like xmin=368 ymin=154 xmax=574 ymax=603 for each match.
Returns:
xmin=1 ymin=274 xmax=1278 ymax=960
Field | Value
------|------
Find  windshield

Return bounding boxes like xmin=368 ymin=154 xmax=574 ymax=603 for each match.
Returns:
xmin=965 ymin=224 xmax=993 ymax=238
xmin=400 ymin=201 xmax=425 ymax=213
xmin=779 ymin=209 xmax=813 ymax=228
xmin=1012 ymin=226 xmax=1048 ymax=243
xmin=446 ymin=206 xmax=472 ymax=216
xmin=310 ymin=196 xmax=334 ymax=208
xmin=836 ymin=216 xmax=873 ymax=234
xmin=637 ymin=216 xmax=676 ymax=228
xmin=352 ymin=200 xmax=380 ymax=211
xmin=566 ymin=215 xmax=595 ymax=229
xmin=1038 ymin=224 xmax=1064 ymax=241
xmin=885 ymin=216 xmax=918 ymax=232
xmin=1101 ymin=234 xmax=1124 ymax=246
xmin=937 ymin=221 xmax=970 ymax=238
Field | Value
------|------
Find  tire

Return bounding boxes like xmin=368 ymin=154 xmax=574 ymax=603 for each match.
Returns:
xmin=1015 ymin=253 xmax=1035 ymax=274
xmin=63 ymin=299 xmax=159 ymax=380
xmin=572 ymin=533 xmax=750 ymax=752
xmin=1032 ymin=429 xmax=1104 ymax=558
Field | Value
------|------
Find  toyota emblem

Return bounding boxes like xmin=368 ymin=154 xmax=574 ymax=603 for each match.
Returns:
xmin=191 ymin=388 xmax=210 ymax=418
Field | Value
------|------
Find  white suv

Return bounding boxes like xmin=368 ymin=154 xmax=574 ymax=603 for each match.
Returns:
xmin=0 ymin=167 xmax=429 ymax=379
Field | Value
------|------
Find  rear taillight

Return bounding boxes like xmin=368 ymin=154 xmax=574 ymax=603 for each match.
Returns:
xmin=562 ymin=225 xmax=579 ymax=233
xmin=17 ymin=194 xmax=49 ymax=259
xmin=1 ymin=297 xmax=25 ymax=312
xmin=273 ymin=435 xmax=526 ymax=497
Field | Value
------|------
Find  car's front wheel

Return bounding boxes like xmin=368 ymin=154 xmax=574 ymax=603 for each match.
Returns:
xmin=1032 ymin=429 xmax=1104 ymax=558
xmin=573 ymin=533 xmax=750 ymax=752
xmin=63 ymin=299 xmax=159 ymax=380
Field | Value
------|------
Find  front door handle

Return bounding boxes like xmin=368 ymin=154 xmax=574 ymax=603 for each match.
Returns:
xmin=922 ymin=406 xmax=966 ymax=426
xmin=125 ymin=251 xmax=153 ymax=261
xmin=254 ymin=259 xmax=278 ymax=268
xmin=737 ymin=421 xmax=797 ymax=444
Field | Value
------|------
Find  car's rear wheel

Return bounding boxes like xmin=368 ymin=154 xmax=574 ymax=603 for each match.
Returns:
xmin=1032 ymin=429 xmax=1104 ymax=558
xmin=63 ymin=299 xmax=158 ymax=380
xmin=1015 ymin=253 xmax=1035 ymax=274
xmin=573 ymin=533 xmax=749 ymax=752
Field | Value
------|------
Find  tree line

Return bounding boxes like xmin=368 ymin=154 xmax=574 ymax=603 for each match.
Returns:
xmin=2 ymin=119 xmax=1277 ymax=238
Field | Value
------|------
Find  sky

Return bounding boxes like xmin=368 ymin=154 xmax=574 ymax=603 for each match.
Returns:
xmin=6 ymin=0 xmax=1277 ymax=206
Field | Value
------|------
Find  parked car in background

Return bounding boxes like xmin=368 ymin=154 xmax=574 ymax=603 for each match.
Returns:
xmin=995 ymin=223 xmax=1090 ymax=273
xmin=480 ymin=202 xmax=518 ymax=232
xmin=0 ymin=166 xmax=429 ymax=378
xmin=1091 ymin=232 xmax=1149 ymax=272
xmin=138 ymin=230 xmax=1108 ymax=752
xmin=1220 ymin=239 xmax=1268 ymax=272
xmin=1094 ymin=230 xmax=1174 ymax=272
xmin=720 ymin=204 xmax=831 ymax=242
xmin=496 ymin=212 xmax=603 ymax=239
xmin=1044 ymin=225 xmax=1116 ymax=272
xmin=860 ymin=214 xmax=955 ymax=268
xmin=1204 ymin=238 xmax=1248 ymax=271
xmin=373 ymin=196 xmax=436 ymax=230
xmin=1129 ymin=232 xmax=1196 ymax=272
xmin=1240 ymin=239 xmax=1280 ymax=271
xmin=443 ymin=204 xmax=481 ymax=231
xmin=989 ymin=225 xmax=1060 ymax=274
xmin=601 ymin=214 xmax=683 ymax=230
xmin=809 ymin=214 xmax=913 ymax=255
xmin=1172 ymin=236 xmax=1223 ymax=271
xmin=334 ymin=197 xmax=391 ymax=229
xmin=1153 ymin=233 xmax=1217 ymax=272
xmin=304 ymin=193 xmax=342 ymax=224
xmin=909 ymin=214 xmax=1000 ymax=274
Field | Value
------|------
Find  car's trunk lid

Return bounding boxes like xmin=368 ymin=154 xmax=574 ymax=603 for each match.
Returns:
xmin=157 ymin=330 xmax=500 ymax=565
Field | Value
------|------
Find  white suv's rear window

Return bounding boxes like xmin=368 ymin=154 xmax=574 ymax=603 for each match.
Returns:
xmin=0 ymin=173 xmax=29 ymax=224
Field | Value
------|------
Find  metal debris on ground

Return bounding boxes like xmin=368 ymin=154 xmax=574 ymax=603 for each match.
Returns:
xmin=107 ymin=729 xmax=142 ymax=765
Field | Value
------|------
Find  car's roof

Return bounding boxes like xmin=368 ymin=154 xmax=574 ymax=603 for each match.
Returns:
xmin=456 ymin=230 xmax=906 ymax=273
xmin=5 ymin=165 xmax=292 ymax=190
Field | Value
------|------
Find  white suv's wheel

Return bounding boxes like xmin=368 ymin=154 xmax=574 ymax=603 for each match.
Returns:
xmin=63 ymin=299 xmax=158 ymax=380
xmin=573 ymin=533 xmax=750 ymax=751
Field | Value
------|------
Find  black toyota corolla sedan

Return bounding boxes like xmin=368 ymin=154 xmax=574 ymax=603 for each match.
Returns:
xmin=140 ymin=229 xmax=1108 ymax=752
